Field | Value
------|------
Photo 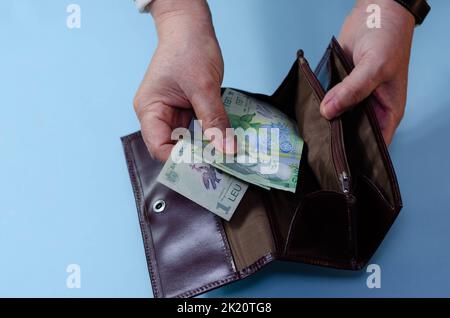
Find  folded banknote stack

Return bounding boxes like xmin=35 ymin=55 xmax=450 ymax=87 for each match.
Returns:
xmin=157 ymin=88 xmax=304 ymax=221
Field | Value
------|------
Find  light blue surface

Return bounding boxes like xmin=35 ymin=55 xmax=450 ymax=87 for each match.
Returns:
xmin=0 ymin=0 xmax=449 ymax=297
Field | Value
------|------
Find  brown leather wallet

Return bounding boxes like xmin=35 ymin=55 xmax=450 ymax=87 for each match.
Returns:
xmin=121 ymin=38 xmax=402 ymax=298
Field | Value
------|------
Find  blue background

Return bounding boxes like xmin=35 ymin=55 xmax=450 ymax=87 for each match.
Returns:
xmin=0 ymin=0 xmax=449 ymax=297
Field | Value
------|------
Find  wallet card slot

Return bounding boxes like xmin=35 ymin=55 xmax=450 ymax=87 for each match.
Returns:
xmin=353 ymin=174 xmax=399 ymax=266
xmin=222 ymin=186 xmax=276 ymax=272
xmin=359 ymin=174 xmax=395 ymax=212
xmin=263 ymin=150 xmax=321 ymax=252
xmin=284 ymin=190 xmax=356 ymax=268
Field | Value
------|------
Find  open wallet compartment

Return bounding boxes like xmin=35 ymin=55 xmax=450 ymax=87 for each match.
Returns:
xmin=121 ymin=38 xmax=402 ymax=298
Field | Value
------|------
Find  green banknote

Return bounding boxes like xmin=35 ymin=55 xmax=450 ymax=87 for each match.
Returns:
xmin=203 ymin=88 xmax=303 ymax=193
xmin=157 ymin=141 xmax=248 ymax=221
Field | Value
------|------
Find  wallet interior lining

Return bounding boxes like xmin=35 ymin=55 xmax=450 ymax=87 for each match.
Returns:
xmin=294 ymin=58 xmax=343 ymax=192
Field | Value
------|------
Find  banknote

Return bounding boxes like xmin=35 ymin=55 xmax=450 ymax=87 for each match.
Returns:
xmin=157 ymin=140 xmax=248 ymax=221
xmin=192 ymin=88 xmax=303 ymax=193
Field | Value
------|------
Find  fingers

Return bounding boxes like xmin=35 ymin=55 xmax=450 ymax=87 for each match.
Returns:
xmin=139 ymin=103 xmax=193 ymax=161
xmin=320 ymin=57 xmax=383 ymax=119
xmin=188 ymin=85 xmax=234 ymax=154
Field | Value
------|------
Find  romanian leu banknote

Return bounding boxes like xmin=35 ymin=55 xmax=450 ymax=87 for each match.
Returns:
xmin=193 ymin=88 xmax=304 ymax=193
xmin=157 ymin=141 xmax=248 ymax=221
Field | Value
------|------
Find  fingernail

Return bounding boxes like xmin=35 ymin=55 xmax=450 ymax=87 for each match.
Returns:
xmin=320 ymin=99 xmax=334 ymax=119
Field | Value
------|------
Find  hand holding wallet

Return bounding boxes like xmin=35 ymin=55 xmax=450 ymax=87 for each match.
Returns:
xmin=121 ymin=38 xmax=402 ymax=298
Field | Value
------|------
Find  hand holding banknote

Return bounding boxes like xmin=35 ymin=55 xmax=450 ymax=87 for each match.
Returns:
xmin=157 ymin=89 xmax=304 ymax=220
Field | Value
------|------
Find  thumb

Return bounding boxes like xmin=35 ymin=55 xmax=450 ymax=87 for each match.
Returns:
xmin=320 ymin=58 xmax=383 ymax=119
xmin=189 ymin=87 xmax=235 ymax=154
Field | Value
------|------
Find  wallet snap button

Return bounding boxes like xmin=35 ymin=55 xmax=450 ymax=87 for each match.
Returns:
xmin=152 ymin=199 xmax=166 ymax=213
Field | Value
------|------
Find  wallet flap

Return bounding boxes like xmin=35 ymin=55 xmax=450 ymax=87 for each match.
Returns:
xmin=122 ymin=132 xmax=239 ymax=298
